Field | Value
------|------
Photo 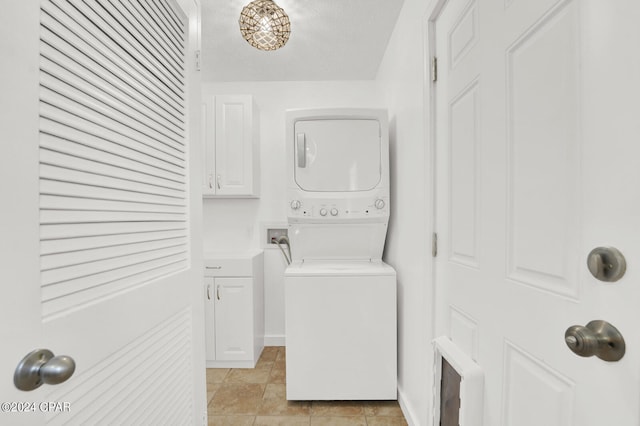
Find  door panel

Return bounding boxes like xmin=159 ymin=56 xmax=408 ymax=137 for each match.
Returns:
xmin=215 ymin=277 xmax=253 ymax=361
xmin=434 ymin=0 xmax=639 ymax=425
xmin=1 ymin=0 xmax=204 ymax=423
xmin=294 ymin=119 xmax=381 ymax=192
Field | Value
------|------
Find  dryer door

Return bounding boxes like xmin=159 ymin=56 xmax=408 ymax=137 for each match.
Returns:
xmin=294 ymin=119 xmax=381 ymax=192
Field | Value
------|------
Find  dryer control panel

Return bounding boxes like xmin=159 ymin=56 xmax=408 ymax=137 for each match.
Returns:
xmin=288 ymin=197 xmax=389 ymax=220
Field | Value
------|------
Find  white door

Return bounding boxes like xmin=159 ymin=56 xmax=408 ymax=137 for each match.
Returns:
xmin=0 ymin=0 xmax=205 ymax=424
xmin=433 ymin=0 xmax=640 ymax=425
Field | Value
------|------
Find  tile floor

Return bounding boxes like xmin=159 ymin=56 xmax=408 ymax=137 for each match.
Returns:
xmin=207 ymin=346 xmax=407 ymax=426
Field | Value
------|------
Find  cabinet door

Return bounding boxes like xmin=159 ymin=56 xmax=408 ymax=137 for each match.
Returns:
xmin=204 ymin=277 xmax=216 ymax=361
xmin=214 ymin=95 xmax=255 ymax=196
xmin=214 ymin=277 xmax=253 ymax=360
xmin=202 ymin=96 xmax=216 ymax=196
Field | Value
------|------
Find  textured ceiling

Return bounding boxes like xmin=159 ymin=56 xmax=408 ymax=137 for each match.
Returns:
xmin=201 ymin=0 xmax=405 ymax=82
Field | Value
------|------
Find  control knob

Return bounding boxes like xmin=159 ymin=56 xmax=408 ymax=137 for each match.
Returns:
xmin=375 ymin=199 xmax=386 ymax=209
xmin=319 ymin=208 xmax=328 ymax=216
xmin=330 ymin=208 xmax=338 ymax=216
xmin=290 ymin=200 xmax=301 ymax=210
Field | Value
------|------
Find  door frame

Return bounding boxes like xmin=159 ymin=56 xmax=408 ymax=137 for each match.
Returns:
xmin=422 ymin=0 xmax=472 ymax=424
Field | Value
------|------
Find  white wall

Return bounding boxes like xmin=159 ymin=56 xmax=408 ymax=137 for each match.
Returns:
xmin=376 ymin=0 xmax=434 ymax=424
xmin=202 ymin=80 xmax=382 ymax=343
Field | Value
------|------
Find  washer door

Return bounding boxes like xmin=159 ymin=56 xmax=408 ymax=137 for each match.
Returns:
xmin=294 ymin=119 xmax=381 ymax=192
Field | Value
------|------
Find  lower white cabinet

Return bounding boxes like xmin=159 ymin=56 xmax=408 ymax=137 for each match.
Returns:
xmin=204 ymin=250 xmax=264 ymax=368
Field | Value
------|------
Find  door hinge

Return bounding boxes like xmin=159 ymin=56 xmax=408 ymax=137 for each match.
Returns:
xmin=432 ymin=232 xmax=438 ymax=257
xmin=431 ymin=57 xmax=438 ymax=82
xmin=195 ymin=49 xmax=201 ymax=71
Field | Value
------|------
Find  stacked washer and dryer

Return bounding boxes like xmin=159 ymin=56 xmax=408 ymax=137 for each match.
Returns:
xmin=284 ymin=108 xmax=397 ymax=401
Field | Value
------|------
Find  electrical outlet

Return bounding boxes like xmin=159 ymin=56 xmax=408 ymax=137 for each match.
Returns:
xmin=267 ymin=228 xmax=288 ymax=244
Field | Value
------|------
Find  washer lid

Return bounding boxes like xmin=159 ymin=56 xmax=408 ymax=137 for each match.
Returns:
xmin=285 ymin=260 xmax=396 ymax=277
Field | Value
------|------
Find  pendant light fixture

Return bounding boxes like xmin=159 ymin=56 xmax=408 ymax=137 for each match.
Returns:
xmin=239 ymin=0 xmax=291 ymax=51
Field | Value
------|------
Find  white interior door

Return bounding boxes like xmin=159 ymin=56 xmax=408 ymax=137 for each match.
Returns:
xmin=0 ymin=0 xmax=205 ymax=424
xmin=433 ymin=0 xmax=640 ymax=424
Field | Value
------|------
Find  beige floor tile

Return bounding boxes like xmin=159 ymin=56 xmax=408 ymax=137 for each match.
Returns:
xmin=309 ymin=416 xmax=366 ymax=426
xmin=263 ymin=384 xmax=287 ymax=400
xmin=225 ymin=367 xmax=272 ymax=384
xmin=209 ymin=383 xmax=266 ymax=415
xmin=365 ymin=416 xmax=409 ymax=426
xmin=256 ymin=358 xmax=275 ymax=369
xmin=269 ymin=361 xmax=286 ymax=384
xmin=310 ymin=401 xmax=365 ymax=417
xmin=363 ymin=400 xmax=404 ymax=417
xmin=255 ymin=416 xmax=311 ymax=425
xmin=276 ymin=347 xmax=286 ymax=361
xmin=260 ymin=346 xmax=280 ymax=362
xmin=258 ymin=398 xmax=311 ymax=416
xmin=208 ymin=415 xmax=255 ymax=425
xmin=206 ymin=368 xmax=230 ymax=384
xmin=207 ymin=383 xmax=222 ymax=404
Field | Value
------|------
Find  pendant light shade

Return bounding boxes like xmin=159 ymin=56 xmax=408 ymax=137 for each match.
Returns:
xmin=239 ymin=0 xmax=291 ymax=51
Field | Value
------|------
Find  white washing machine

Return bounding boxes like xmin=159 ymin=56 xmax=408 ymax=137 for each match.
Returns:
xmin=284 ymin=108 xmax=397 ymax=400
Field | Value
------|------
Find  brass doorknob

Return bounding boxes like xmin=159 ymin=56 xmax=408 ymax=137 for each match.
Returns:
xmin=565 ymin=320 xmax=625 ymax=362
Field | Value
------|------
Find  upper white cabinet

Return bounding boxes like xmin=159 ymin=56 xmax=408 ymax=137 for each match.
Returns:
xmin=202 ymin=95 xmax=260 ymax=198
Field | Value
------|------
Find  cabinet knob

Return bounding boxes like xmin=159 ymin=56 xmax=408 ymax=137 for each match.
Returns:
xmin=216 ymin=285 xmax=221 ymax=300
xmin=216 ymin=175 xmax=221 ymax=190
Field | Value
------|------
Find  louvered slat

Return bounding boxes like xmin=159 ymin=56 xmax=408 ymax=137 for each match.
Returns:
xmin=116 ymin=0 xmax=184 ymax=66
xmin=98 ymin=0 xmax=184 ymax=78
xmin=41 ymin=47 xmax=184 ymax=138
xmin=46 ymin=310 xmax=192 ymax=425
xmin=41 ymin=221 xmax=187 ymax=240
xmin=40 ymin=164 xmax=185 ymax=199
xmin=39 ymin=129 xmax=185 ymax=184
xmin=40 ymin=181 xmax=186 ymax=208
xmin=76 ymin=0 xmax=185 ymax=96
xmin=42 ymin=251 xmax=187 ymax=296
xmin=41 ymin=237 xmax=188 ymax=271
xmin=40 ymin=0 xmax=188 ymax=315
xmin=42 ymin=1 xmax=184 ymax=114
xmin=140 ymin=0 xmax=184 ymax=49
xmin=40 ymin=109 xmax=186 ymax=173
xmin=40 ymin=229 xmax=187 ymax=255
xmin=39 ymin=21 xmax=184 ymax=126
xmin=40 ymin=148 xmax=185 ymax=191
xmin=41 ymin=74 xmax=184 ymax=153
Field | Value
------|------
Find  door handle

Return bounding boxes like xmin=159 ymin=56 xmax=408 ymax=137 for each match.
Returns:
xmin=208 ymin=174 xmax=213 ymax=189
xmin=14 ymin=349 xmax=76 ymax=391
xmin=565 ymin=320 xmax=625 ymax=361
xmin=207 ymin=284 xmax=211 ymax=300
xmin=296 ymin=133 xmax=306 ymax=168
xmin=216 ymin=285 xmax=221 ymax=300
xmin=216 ymin=174 xmax=221 ymax=190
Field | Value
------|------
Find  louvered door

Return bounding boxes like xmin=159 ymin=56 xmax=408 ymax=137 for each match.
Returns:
xmin=0 ymin=0 xmax=204 ymax=424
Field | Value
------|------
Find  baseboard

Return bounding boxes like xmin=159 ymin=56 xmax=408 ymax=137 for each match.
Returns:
xmin=398 ymin=387 xmax=419 ymax=426
xmin=264 ymin=334 xmax=286 ymax=346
